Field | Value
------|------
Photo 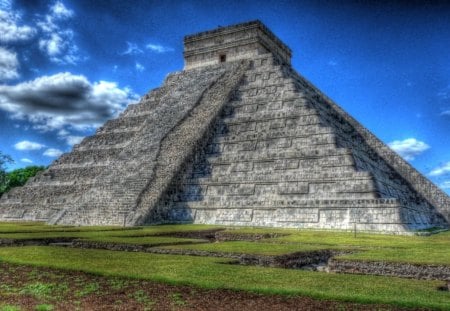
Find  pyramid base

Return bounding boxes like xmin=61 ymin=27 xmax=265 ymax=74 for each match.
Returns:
xmin=158 ymin=199 xmax=446 ymax=234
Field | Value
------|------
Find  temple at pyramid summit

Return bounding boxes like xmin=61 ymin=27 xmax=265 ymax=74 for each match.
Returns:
xmin=1 ymin=21 xmax=449 ymax=233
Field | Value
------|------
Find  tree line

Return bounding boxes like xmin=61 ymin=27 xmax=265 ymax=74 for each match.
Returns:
xmin=0 ymin=151 xmax=45 ymax=196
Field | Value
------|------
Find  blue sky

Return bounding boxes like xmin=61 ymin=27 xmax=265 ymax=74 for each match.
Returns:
xmin=0 ymin=0 xmax=449 ymax=193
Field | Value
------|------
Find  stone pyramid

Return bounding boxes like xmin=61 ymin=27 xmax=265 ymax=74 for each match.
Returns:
xmin=1 ymin=21 xmax=449 ymax=233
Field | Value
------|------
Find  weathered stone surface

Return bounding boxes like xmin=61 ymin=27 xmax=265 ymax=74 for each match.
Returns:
xmin=0 ymin=20 xmax=448 ymax=233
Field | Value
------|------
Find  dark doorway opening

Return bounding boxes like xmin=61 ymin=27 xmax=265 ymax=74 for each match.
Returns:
xmin=219 ymin=54 xmax=226 ymax=63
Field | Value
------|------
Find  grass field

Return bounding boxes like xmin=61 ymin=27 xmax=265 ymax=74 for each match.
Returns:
xmin=0 ymin=222 xmax=449 ymax=310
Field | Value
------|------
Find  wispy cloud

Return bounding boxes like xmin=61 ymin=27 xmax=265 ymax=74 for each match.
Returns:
xmin=121 ymin=42 xmax=143 ymax=55
xmin=429 ymin=162 xmax=450 ymax=177
xmin=440 ymin=181 xmax=450 ymax=189
xmin=50 ymin=1 xmax=74 ymax=19
xmin=0 ymin=47 xmax=19 ymax=81
xmin=327 ymin=60 xmax=337 ymax=66
xmin=0 ymin=6 xmax=36 ymax=43
xmin=43 ymin=148 xmax=63 ymax=157
xmin=37 ymin=1 xmax=80 ymax=65
xmin=64 ymin=135 xmax=84 ymax=146
xmin=135 ymin=62 xmax=145 ymax=72
xmin=20 ymin=158 xmax=33 ymax=163
xmin=14 ymin=140 xmax=46 ymax=151
xmin=388 ymin=138 xmax=430 ymax=161
xmin=146 ymin=43 xmax=174 ymax=53
xmin=0 ymin=72 xmax=138 ymax=132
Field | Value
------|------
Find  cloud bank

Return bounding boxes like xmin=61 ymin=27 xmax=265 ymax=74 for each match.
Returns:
xmin=0 ymin=72 xmax=138 ymax=132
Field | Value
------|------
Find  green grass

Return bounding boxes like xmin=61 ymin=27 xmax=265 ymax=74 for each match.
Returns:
xmin=162 ymin=240 xmax=345 ymax=255
xmin=0 ymin=222 xmax=123 ymax=233
xmin=0 ymin=222 xmax=219 ymax=236
xmin=336 ymin=246 xmax=450 ymax=266
xmin=79 ymin=235 xmax=205 ymax=246
xmin=1 ymin=222 xmax=450 ymax=265
xmin=0 ymin=223 xmax=220 ymax=240
xmin=264 ymin=229 xmax=450 ymax=266
xmin=0 ymin=246 xmax=448 ymax=309
xmin=35 ymin=304 xmax=54 ymax=311
xmin=252 ymin=228 xmax=449 ymax=248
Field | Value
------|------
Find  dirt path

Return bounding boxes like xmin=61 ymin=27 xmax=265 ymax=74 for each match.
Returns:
xmin=0 ymin=262 xmax=428 ymax=311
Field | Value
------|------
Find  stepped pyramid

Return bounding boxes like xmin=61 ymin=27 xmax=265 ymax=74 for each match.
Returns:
xmin=1 ymin=21 xmax=449 ymax=232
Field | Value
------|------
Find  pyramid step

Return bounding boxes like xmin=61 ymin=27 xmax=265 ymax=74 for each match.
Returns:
xmin=204 ymin=147 xmax=352 ymax=163
xmin=213 ymin=137 xmax=337 ymax=154
xmin=76 ymin=130 xmax=137 ymax=151
xmin=121 ymin=99 xmax=159 ymax=117
xmin=212 ymin=130 xmax=336 ymax=145
xmin=186 ymin=171 xmax=372 ymax=185
xmin=225 ymin=100 xmax=315 ymax=117
xmin=173 ymin=197 xmax=398 ymax=210
xmin=98 ymin=114 xmax=149 ymax=133
xmin=199 ymin=164 xmax=357 ymax=179
xmin=215 ymin=121 xmax=325 ymax=139
xmin=205 ymin=153 xmax=355 ymax=168
xmin=221 ymin=111 xmax=322 ymax=127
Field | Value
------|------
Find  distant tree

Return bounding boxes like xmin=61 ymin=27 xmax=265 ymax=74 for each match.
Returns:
xmin=0 ymin=152 xmax=46 ymax=196
xmin=0 ymin=151 xmax=14 ymax=195
xmin=7 ymin=166 xmax=46 ymax=189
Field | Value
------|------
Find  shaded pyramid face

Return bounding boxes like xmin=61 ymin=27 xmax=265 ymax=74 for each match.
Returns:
xmin=0 ymin=21 xmax=449 ymax=233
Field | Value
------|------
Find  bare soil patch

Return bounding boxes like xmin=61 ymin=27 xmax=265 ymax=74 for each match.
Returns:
xmin=0 ymin=262 xmax=429 ymax=311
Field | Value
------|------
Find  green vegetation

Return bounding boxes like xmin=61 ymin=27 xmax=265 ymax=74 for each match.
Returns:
xmin=0 ymin=162 xmax=45 ymax=196
xmin=0 ymin=246 xmax=448 ymax=309
xmin=337 ymin=246 xmax=450 ymax=266
xmin=170 ymin=292 xmax=187 ymax=306
xmin=78 ymin=235 xmax=205 ymax=246
xmin=162 ymin=240 xmax=344 ymax=255
xmin=5 ymin=166 xmax=46 ymax=190
xmin=0 ymin=222 xmax=449 ymax=309
xmin=0 ymin=151 xmax=13 ymax=195
xmin=35 ymin=304 xmax=54 ymax=311
xmin=0 ymin=222 xmax=215 ymax=234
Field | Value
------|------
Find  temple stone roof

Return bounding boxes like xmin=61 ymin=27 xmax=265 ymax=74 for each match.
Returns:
xmin=184 ymin=20 xmax=292 ymax=69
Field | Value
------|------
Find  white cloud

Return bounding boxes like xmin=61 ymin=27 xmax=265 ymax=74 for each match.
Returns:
xmin=20 ymin=158 xmax=33 ymax=163
xmin=440 ymin=181 xmax=450 ymax=190
xmin=429 ymin=162 xmax=450 ymax=177
xmin=0 ymin=72 xmax=138 ymax=132
xmin=37 ymin=1 xmax=80 ymax=65
xmin=64 ymin=135 xmax=84 ymax=146
xmin=388 ymin=138 xmax=430 ymax=161
xmin=14 ymin=140 xmax=46 ymax=151
xmin=440 ymin=110 xmax=450 ymax=117
xmin=0 ymin=47 xmax=19 ymax=81
xmin=121 ymin=42 xmax=143 ymax=55
xmin=43 ymin=148 xmax=63 ymax=157
xmin=0 ymin=8 xmax=36 ymax=43
xmin=50 ymin=1 xmax=74 ymax=19
xmin=145 ymin=43 xmax=174 ymax=53
xmin=135 ymin=62 xmax=145 ymax=72
xmin=327 ymin=60 xmax=337 ymax=66
xmin=0 ymin=0 xmax=11 ymax=10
